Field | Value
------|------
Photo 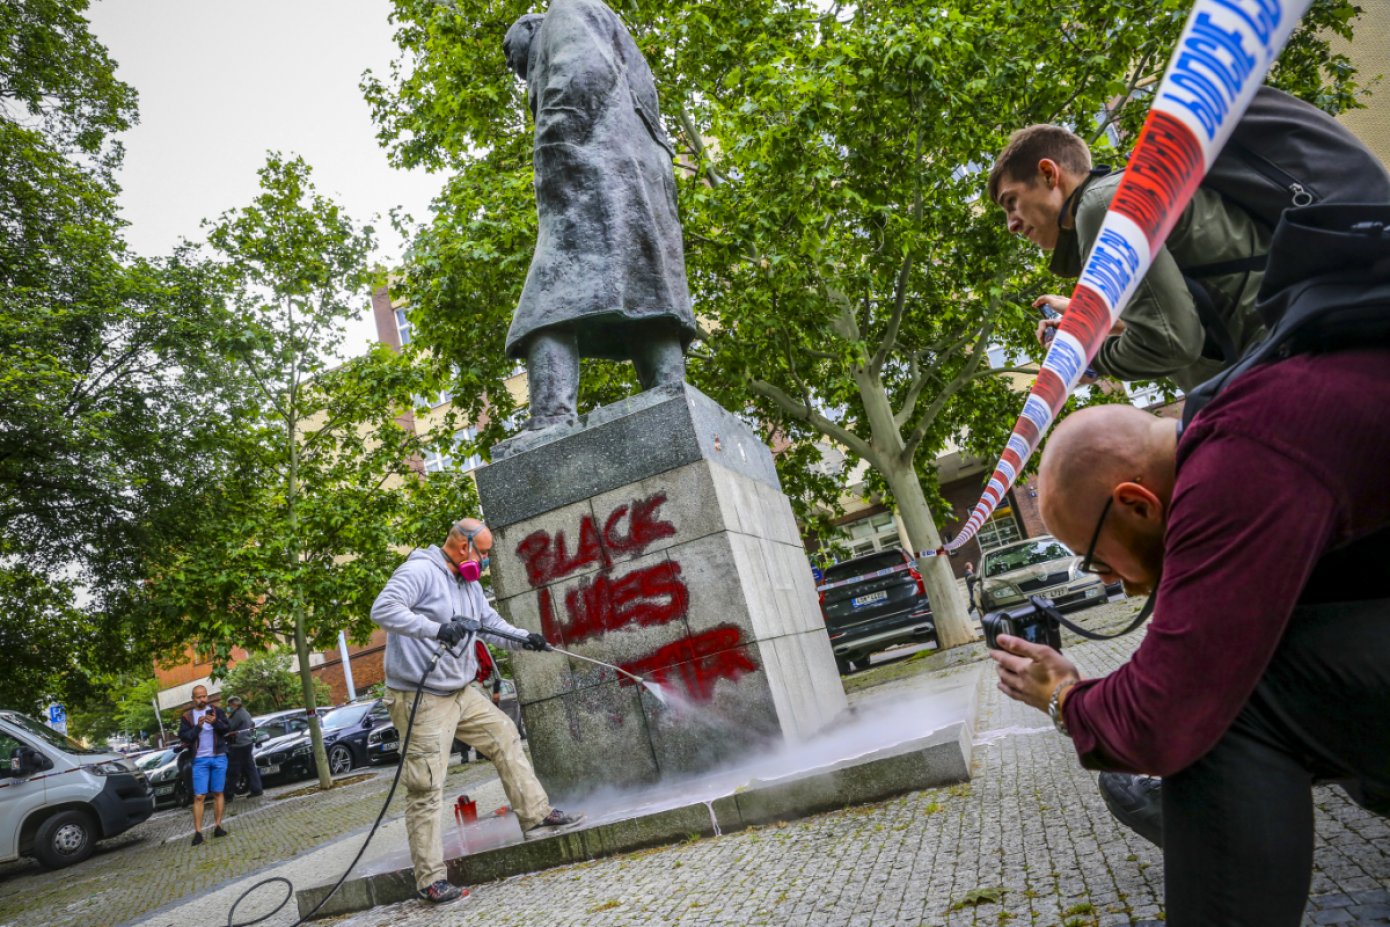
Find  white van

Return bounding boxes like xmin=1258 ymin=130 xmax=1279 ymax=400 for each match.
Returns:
xmin=0 ymin=709 xmax=155 ymax=869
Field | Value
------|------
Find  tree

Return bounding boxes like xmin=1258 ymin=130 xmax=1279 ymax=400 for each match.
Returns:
xmin=223 ymin=651 xmax=331 ymax=713
xmin=140 ymin=154 xmax=471 ymax=789
xmin=1 ymin=0 xmax=244 ymax=701
xmin=365 ymin=0 xmax=1366 ymax=648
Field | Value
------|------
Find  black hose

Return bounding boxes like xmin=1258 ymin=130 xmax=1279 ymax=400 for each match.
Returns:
xmin=223 ymin=643 xmax=452 ymax=927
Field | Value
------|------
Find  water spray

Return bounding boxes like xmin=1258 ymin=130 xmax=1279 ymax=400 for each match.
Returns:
xmin=456 ymin=617 xmax=671 ymax=706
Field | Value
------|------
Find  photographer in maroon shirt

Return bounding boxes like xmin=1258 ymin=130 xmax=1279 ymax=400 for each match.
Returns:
xmin=991 ymin=349 xmax=1390 ymax=927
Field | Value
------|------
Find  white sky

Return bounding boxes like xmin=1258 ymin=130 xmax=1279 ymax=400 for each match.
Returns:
xmin=86 ymin=0 xmax=444 ymax=357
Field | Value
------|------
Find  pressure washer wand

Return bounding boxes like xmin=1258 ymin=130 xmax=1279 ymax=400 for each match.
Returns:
xmin=456 ymin=616 xmax=663 ymax=696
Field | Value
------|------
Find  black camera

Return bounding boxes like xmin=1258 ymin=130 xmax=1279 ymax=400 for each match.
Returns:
xmin=982 ymin=596 xmax=1065 ymax=651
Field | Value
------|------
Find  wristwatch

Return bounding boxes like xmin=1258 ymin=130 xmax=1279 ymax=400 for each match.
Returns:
xmin=1048 ymin=679 xmax=1078 ymax=737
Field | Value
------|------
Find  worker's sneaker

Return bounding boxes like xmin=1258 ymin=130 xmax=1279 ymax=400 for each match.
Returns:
xmin=417 ymin=880 xmax=467 ymax=905
xmin=213 ymin=825 xmax=228 ymax=838
xmin=190 ymin=832 xmax=204 ymax=847
xmin=530 ymin=808 xmax=586 ymax=831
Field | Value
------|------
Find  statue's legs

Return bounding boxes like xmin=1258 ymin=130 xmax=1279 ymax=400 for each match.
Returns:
xmin=631 ymin=332 xmax=686 ymax=391
xmin=525 ymin=329 xmax=579 ymax=430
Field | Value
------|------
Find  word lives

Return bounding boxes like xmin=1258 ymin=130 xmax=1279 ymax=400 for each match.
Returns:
xmin=515 ymin=492 xmax=759 ymax=703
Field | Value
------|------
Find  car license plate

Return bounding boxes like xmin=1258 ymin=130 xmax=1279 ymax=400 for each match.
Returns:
xmin=1041 ymin=588 xmax=1069 ymax=599
xmin=263 ymin=764 xmax=280 ymax=775
xmin=852 ymin=590 xmax=888 ymax=608
xmin=155 ymin=785 xmax=173 ymax=796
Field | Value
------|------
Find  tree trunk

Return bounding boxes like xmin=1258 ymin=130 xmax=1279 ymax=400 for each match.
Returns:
xmin=294 ymin=606 xmax=331 ymax=790
xmin=849 ymin=357 xmax=976 ymax=650
xmin=880 ymin=456 xmax=977 ymax=650
xmin=285 ymin=399 xmax=332 ymax=790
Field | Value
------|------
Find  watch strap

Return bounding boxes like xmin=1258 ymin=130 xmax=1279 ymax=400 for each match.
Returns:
xmin=1048 ymin=679 xmax=1078 ymax=737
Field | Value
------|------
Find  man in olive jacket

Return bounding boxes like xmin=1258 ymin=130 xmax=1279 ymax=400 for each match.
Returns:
xmin=990 ymin=124 xmax=1269 ymax=391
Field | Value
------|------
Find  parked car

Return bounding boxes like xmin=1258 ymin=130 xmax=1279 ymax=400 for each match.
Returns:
xmin=366 ymin=679 xmax=525 ymax=765
xmin=817 ymin=547 xmax=936 ymax=675
xmin=0 ymin=709 xmax=154 ymax=869
xmin=978 ymin=535 xmax=1109 ymax=613
xmin=249 ymin=707 xmax=327 ymax=783
xmin=255 ymin=701 xmax=388 ymax=782
xmin=135 ymin=747 xmax=183 ymax=807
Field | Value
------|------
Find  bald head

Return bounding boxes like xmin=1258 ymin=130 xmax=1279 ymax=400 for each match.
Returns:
xmin=444 ymin=517 xmax=492 ymax=568
xmin=449 ymin=518 xmax=488 ymax=544
xmin=1037 ymin=405 xmax=1177 ymax=547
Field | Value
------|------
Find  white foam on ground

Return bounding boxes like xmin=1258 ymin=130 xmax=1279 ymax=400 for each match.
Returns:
xmin=566 ymin=676 xmax=974 ymax=830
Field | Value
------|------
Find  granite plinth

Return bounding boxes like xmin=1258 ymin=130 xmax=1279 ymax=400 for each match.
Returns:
xmin=477 ymin=383 xmax=848 ymax=798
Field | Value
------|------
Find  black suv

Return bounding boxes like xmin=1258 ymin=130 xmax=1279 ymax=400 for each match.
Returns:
xmin=818 ymin=547 xmax=935 ymax=674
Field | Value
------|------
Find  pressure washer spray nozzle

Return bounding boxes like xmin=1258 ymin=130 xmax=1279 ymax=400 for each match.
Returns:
xmin=457 ymin=616 xmax=671 ymax=706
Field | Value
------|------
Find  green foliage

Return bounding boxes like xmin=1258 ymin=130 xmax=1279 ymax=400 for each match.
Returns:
xmin=223 ymin=651 xmax=330 ymax=712
xmin=0 ymin=1 xmax=244 ymax=704
xmin=136 ymin=154 xmax=441 ymax=658
xmin=112 ymin=678 xmax=169 ymax=740
xmin=135 ymin=154 xmax=466 ymax=786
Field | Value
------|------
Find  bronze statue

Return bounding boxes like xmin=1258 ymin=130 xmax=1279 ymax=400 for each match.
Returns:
xmin=504 ymin=1 xmax=696 ymax=433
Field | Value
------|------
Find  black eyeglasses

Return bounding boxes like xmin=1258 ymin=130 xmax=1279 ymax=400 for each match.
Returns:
xmin=1079 ymin=495 xmax=1114 ymax=575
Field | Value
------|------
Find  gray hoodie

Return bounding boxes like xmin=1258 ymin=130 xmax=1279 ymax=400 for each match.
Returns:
xmin=370 ymin=546 xmax=526 ymax=695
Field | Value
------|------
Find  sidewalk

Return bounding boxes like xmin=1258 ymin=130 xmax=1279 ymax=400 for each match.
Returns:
xmin=111 ymin=600 xmax=1389 ymax=927
xmin=0 ymin=754 xmax=501 ymax=927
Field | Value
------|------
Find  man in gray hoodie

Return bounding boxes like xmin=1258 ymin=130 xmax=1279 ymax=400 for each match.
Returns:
xmin=371 ymin=517 xmax=583 ymax=905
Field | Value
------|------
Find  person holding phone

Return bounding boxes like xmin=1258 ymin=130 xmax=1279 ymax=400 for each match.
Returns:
xmin=177 ymin=685 xmax=231 ymax=845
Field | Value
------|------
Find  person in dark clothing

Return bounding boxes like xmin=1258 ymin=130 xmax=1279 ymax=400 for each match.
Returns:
xmin=990 ymin=349 xmax=1390 ymax=927
xmin=963 ymin=561 xmax=979 ymax=613
xmin=224 ymin=696 xmax=263 ymax=798
xmin=177 ymin=685 xmax=232 ymax=845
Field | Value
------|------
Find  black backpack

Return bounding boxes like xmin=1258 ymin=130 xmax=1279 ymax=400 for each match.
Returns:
xmin=1180 ymin=86 xmax=1390 ymax=362
xmin=1181 ymin=202 xmax=1390 ymax=427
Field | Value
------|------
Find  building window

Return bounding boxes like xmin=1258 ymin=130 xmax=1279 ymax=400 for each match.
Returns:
xmin=424 ymin=426 xmax=482 ymax=474
xmin=1126 ymin=379 xmax=1175 ymax=410
xmin=395 ymin=308 xmax=413 ymax=346
xmin=976 ymin=504 xmax=1022 ymax=551
xmin=842 ymin=511 xmax=901 ymax=559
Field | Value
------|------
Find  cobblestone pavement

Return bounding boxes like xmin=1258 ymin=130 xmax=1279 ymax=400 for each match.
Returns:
xmin=321 ymin=601 xmax=1387 ymax=927
xmin=0 ymin=757 xmax=499 ymax=927
xmin=5 ymin=599 xmax=1387 ymax=927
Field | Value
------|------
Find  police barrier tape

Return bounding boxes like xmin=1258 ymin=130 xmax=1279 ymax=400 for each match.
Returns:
xmin=816 ymin=548 xmax=947 ymax=593
xmin=945 ymin=0 xmax=1312 ymax=552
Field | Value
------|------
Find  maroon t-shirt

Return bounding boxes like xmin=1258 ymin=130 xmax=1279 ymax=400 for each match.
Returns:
xmin=1063 ymin=349 xmax=1390 ymax=775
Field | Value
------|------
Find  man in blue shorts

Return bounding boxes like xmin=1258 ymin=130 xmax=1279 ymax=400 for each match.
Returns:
xmin=178 ymin=685 xmax=231 ymax=846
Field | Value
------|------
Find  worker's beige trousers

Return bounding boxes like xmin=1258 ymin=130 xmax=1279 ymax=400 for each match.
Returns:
xmin=385 ymin=684 xmax=550 ymax=890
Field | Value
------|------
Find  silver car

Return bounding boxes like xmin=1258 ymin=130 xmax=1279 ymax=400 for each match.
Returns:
xmin=979 ymin=536 xmax=1109 ymax=612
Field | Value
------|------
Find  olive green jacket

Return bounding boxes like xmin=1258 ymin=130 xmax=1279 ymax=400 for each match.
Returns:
xmin=1050 ymin=171 xmax=1270 ymax=392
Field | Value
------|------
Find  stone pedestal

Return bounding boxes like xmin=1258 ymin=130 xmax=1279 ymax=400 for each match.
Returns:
xmin=476 ymin=383 xmax=848 ymax=798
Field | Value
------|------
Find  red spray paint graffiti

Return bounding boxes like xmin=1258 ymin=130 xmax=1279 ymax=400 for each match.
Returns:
xmin=538 ymin=560 xmax=689 ymax=644
xmin=617 ymin=626 xmax=759 ymax=702
xmin=515 ymin=493 xmax=677 ymax=586
xmin=517 ymin=492 xmax=759 ymax=703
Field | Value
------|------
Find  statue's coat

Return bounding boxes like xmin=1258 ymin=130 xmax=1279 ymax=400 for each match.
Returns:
xmin=505 ymin=0 xmax=696 ymax=360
